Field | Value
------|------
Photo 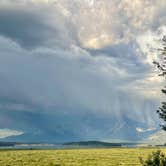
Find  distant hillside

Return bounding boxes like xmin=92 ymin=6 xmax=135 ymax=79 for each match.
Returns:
xmin=0 ymin=142 xmax=15 ymax=147
xmin=63 ymin=141 xmax=137 ymax=147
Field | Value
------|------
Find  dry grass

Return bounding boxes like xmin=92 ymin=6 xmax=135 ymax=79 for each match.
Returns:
xmin=0 ymin=148 xmax=165 ymax=166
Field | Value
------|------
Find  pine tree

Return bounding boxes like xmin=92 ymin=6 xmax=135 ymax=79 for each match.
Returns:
xmin=154 ymin=36 xmax=166 ymax=131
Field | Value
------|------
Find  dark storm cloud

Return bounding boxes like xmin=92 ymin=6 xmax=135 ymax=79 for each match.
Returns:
xmin=0 ymin=35 xmax=161 ymax=141
xmin=0 ymin=4 xmax=77 ymax=49
xmin=0 ymin=7 xmax=52 ymax=48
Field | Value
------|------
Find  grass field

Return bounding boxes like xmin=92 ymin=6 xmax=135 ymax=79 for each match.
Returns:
xmin=0 ymin=148 xmax=166 ymax=166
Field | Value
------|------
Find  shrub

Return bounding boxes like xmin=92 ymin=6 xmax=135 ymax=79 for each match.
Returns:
xmin=139 ymin=150 xmax=166 ymax=166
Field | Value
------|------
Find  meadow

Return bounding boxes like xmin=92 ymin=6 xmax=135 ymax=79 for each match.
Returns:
xmin=0 ymin=148 xmax=166 ymax=166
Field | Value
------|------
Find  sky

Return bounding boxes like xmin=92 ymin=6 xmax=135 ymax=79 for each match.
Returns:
xmin=0 ymin=0 xmax=166 ymax=143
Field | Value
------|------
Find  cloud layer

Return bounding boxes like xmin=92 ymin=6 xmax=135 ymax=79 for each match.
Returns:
xmin=0 ymin=0 xmax=166 ymax=142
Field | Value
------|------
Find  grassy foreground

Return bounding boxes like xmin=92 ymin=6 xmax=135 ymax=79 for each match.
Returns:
xmin=0 ymin=148 xmax=166 ymax=166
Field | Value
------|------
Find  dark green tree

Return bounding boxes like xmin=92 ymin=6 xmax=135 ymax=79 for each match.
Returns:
xmin=153 ymin=36 xmax=166 ymax=131
xmin=139 ymin=150 xmax=166 ymax=166
xmin=139 ymin=36 xmax=166 ymax=166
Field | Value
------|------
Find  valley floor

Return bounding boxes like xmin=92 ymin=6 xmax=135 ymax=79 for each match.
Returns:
xmin=0 ymin=148 xmax=166 ymax=166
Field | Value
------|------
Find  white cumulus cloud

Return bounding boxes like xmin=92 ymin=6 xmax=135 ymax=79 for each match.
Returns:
xmin=0 ymin=129 xmax=23 ymax=139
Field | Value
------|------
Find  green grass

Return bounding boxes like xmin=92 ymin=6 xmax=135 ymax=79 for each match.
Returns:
xmin=0 ymin=148 xmax=166 ymax=166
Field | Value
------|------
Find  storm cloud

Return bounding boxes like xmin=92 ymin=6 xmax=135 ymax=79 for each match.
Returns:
xmin=0 ymin=0 xmax=165 ymax=142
